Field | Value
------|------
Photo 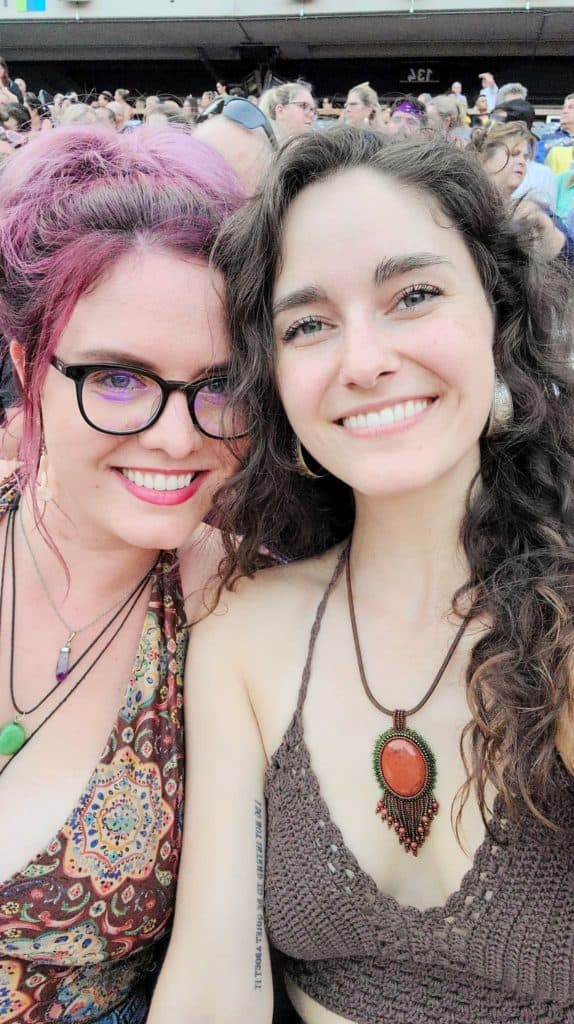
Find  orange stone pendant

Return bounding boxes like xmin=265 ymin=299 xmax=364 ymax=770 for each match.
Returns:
xmin=373 ymin=710 xmax=438 ymax=856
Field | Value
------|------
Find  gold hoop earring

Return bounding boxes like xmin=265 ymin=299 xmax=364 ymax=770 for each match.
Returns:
xmin=292 ymin=436 xmax=325 ymax=480
xmin=487 ymin=374 xmax=513 ymax=437
xmin=36 ymin=442 xmax=52 ymax=503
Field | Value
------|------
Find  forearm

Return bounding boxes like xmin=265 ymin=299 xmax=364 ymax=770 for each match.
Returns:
xmin=148 ymin=616 xmax=274 ymax=1024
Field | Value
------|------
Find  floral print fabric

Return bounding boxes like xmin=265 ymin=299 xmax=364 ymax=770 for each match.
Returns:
xmin=0 ymin=504 xmax=187 ymax=1024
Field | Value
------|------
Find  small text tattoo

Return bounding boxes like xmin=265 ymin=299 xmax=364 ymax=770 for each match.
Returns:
xmin=254 ymin=799 xmax=264 ymax=990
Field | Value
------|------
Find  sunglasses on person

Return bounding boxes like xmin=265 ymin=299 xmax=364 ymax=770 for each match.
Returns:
xmin=196 ymin=95 xmax=277 ymax=149
xmin=50 ymin=357 xmax=249 ymax=440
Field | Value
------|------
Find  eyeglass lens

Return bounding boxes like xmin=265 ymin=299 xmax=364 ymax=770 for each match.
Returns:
xmin=80 ymin=368 xmax=246 ymax=438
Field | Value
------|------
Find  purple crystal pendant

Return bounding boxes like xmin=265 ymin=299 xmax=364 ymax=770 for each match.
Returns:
xmin=56 ymin=632 xmax=75 ymax=683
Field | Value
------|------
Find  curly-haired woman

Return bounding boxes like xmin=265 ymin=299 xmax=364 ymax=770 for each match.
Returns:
xmin=150 ymin=129 xmax=574 ymax=1024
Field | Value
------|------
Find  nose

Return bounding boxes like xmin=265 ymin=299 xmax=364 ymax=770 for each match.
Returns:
xmin=137 ymin=390 xmax=205 ymax=459
xmin=339 ymin=315 xmax=401 ymax=389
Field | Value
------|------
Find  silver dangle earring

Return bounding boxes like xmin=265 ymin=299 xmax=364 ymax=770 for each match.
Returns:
xmin=487 ymin=374 xmax=513 ymax=437
xmin=292 ymin=436 xmax=325 ymax=480
xmin=36 ymin=441 xmax=52 ymax=503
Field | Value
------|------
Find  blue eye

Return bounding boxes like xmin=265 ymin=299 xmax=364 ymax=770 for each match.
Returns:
xmin=202 ymin=377 xmax=229 ymax=395
xmin=282 ymin=316 xmax=329 ymax=343
xmin=86 ymin=369 xmax=153 ymax=401
xmin=396 ymin=284 xmax=441 ymax=310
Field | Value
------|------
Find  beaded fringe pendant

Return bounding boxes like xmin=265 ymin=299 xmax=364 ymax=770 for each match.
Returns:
xmin=373 ymin=710 xmax=438 ymax=857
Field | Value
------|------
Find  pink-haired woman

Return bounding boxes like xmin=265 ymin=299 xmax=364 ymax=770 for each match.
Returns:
xmin=0 ymin=126 xmax=248 ymax=1024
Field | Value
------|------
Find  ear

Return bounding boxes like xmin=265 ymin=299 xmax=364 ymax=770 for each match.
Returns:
xmin=9 ymin=340 xmax=25 ymax=388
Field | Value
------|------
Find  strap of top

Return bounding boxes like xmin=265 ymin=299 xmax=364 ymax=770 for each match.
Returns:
xmin=296 ymin=540 xmax=351 ymax=716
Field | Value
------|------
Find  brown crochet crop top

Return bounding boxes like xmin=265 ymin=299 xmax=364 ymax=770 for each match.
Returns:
xmin=264 ymin=552 xmax=574 ymax=1024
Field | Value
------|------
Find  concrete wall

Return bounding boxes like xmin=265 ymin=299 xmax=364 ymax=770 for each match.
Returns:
xmin=1 ymin=0 xmax=574 ymax=19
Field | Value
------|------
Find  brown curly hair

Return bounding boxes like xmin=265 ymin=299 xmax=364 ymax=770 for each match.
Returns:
xmin=212 ymin=127 xmax=574 ymax=832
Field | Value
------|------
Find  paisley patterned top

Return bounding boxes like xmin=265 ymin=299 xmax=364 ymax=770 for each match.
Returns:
xmin=0 ymin=490 xmax=188 ymax=1024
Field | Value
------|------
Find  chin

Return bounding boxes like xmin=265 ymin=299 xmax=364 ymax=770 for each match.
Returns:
xmin=116 ymin=512 xmax=207 ymax=553
xmin=343 ymin=453 xmax=472 ymax=501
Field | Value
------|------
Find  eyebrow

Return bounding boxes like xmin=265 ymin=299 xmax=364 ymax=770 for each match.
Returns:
xmin=373 ymin=253 xmax=451 ymax=285
xmin=273 ymin=253 xmax=451 ymax=317
xmin=76 ymin=349 xmax=229 ymax=379
xmin=272 ymin=286 xmax=327 ymax=318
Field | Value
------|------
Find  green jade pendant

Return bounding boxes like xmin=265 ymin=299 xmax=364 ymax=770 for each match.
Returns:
xmin=0 ymin=720 xmax=26 ymax=756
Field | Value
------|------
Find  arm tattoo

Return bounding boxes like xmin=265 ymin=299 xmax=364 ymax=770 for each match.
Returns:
xmin=254 ymin=799 xmax=265 ymax=990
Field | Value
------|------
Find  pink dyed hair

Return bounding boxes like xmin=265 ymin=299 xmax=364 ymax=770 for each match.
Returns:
xmin=0 ymin=125 xmax=244 ymax=491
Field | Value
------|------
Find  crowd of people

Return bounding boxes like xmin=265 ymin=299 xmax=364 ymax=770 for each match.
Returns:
xmin=0 ymin=46 xmax=572 ymax=1024
xmin=0 ymin=57 xmax=572 ymax=253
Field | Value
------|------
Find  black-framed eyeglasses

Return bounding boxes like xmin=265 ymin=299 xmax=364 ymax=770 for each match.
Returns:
xmin=196 ymin=95 xmax=277 ymax=149
xmin=50 ymin=357 xmax=249 ymax=440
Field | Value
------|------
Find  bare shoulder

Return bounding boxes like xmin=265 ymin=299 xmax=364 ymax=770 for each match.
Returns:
xmin=193 ymin=542 xmax=346 ymax=661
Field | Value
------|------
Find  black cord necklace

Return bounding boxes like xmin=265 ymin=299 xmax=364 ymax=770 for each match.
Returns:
xmin=0 ymin=508 xmax=157 ymax=772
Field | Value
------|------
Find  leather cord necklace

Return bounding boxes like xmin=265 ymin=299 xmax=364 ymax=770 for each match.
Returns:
xmin=0 ymin=508 xmax=157 ymax=767
xmin=345 ymin=544 xmax=471 ymax=857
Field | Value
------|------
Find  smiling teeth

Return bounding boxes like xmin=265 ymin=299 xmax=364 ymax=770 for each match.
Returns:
xmin=343 ymin=399 xmax=431 ymax=430
xmin=121 ymin=470 xmax=196 ymax=491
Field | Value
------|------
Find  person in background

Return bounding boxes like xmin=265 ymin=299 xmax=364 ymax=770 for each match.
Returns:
xmin=144 ymin=94 xmax=160 ymax=115
xmin=146 ymin=101 xmax=189 ymax=129
xmin=491 ymin=99 xmax=558 ymax=211
xmin=13 ymin=77 xmax=26 ymax=100
xmin=496 ymin=81 xmax=528 ymax=104
xmin=0 ymin=59 xmax=23 ymax=105
xmin=343 ymin=82 xmax=383 ymax=130
xmin=425 ymin=94 xmax=460 ymax=140
xmin=1 ymin=105 xmax=29 ymax=134
xmin=198 ymin=90 xmax=216 ymax=113
xmin=24 ymin=93 xmax=53 ymax=133
xmin=469 ymin=94 xmax=490 ymax=125
xmin=182 ymin=94 xmax=199 ymax=123
xmin=387 ymin=94 xmax=427 ymax=135
xmin=259 ymin=82 xmax=315 ymax=143
xmin=59 ymin=103 xmax=101 ymax=127
xmin=113 ymin=91 xmax=140 ymax=132
xmin=216 ymin=80 xmax=228 ymax=96
xmin=555 ymin=163 xmax=574 ymax=220
xmin=478 ymin=71 xmax=499 ymax=112
xmin=450 ymin=80 xmax=467 ymax=104
xmin=536 ymin=92 xmax=574 ymax=173
xmin=470 ymin=121 xmax=532 ymax=199
xmin=470 ymin=121 xmax=573 ymax=263
xmin=97 ymin=90 xmax=113 ymax=107
xmin=93 ymin=104 xmax=118 ymax=130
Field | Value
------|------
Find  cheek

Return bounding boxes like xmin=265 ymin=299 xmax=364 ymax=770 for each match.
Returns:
xmin=275 ymin=351 xmax=328 ymax=430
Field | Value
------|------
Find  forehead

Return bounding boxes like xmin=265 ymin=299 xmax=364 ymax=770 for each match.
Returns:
xmin=59 ymin=249 xmax=228 ymax=366
xmin=392 ymin=111 xmax=418 ymax=123
xmin=275 ymin=167 xmax=476 ymax=291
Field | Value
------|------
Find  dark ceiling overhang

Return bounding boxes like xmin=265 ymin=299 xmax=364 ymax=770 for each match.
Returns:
xmin=0 ymin=7 xmax=573 ymax=60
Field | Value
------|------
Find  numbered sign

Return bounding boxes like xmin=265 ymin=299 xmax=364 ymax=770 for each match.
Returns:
xmin=400 ymin=66 xmax=440 ymax=86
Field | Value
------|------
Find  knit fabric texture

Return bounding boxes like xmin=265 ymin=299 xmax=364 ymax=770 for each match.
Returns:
xmin=264 ymin=552 xmax=574 ymax=1024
